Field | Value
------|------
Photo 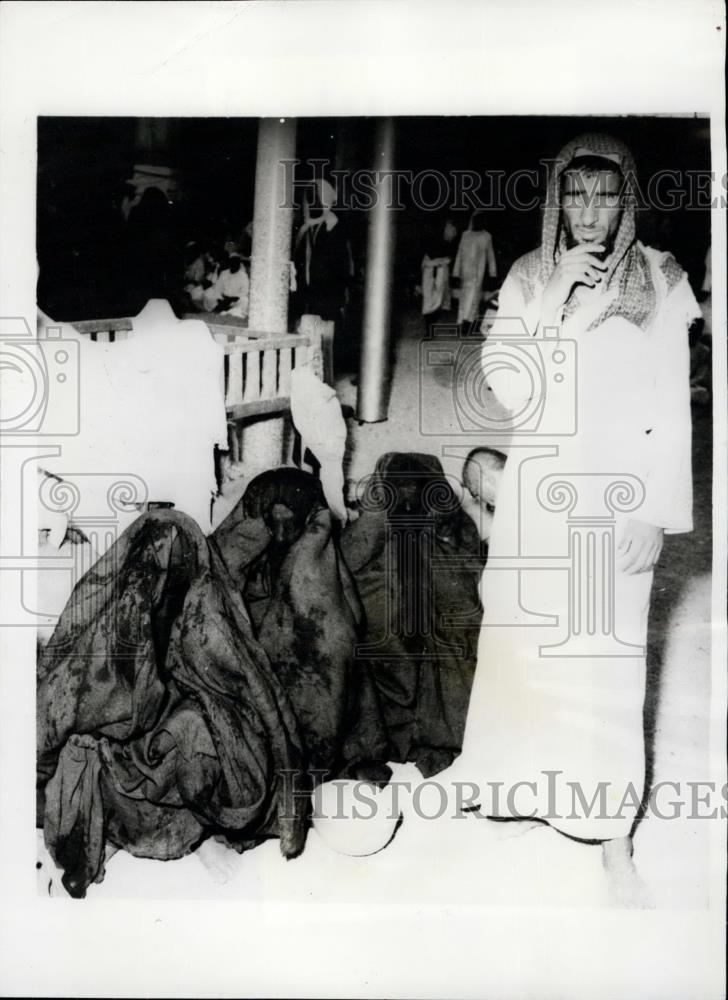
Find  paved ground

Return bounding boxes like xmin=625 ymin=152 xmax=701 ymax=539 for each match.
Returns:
xmin=50 ymin=307 xmax=714 ymax=908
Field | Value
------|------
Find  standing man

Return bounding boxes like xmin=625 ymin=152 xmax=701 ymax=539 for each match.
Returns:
xmin=451 ymin=134 xmax=700 ymax=905
xmin=294 ymin=177 xmax=353 ymax=325
xmin=452 ymin=210 xmax=497 ymax=332
xmin=293 ymin=177 xmax=355 ymax=382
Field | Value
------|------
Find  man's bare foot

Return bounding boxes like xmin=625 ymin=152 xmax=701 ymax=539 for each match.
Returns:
xmin=195 ymin=837 xmax=240 ymax=885
xmin=602 ymin=836 xmax=654 ymax=908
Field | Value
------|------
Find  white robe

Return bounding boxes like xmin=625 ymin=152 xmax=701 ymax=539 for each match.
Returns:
xmin=211 ymin=264 xmax=250 ymax=318
xmin=452 ymin=230 xmax=497 ymax=324
xmin=421 ymin=256 xmax=452 ymax=315
xmin=289 ymin=366 xmax=348 ymax=522
xmin=448 ymin=244 xmax=699 ymax=840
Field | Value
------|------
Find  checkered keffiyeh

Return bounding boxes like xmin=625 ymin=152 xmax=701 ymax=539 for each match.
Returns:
xmin=541 ymin=132 xmax=658 ymax=331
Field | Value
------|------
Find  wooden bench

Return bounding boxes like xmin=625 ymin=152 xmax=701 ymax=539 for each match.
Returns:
xmin=70 ymin=313 xmax=325 ymax=422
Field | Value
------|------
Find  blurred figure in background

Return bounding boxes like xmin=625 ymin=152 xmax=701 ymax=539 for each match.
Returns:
xmin=183 ymin=241 xmax=219 ymax=312
xmin=208 ymin=252 xmax=250 ymax=319
xmin=421 ymin=216 xmax=459 ymax=317
xmin=294 ymin=177 xmax=353 ymax=325
xmin=452 ymin=210 xmax=497 ymax=332
xmin=689 ymin=243 xmax=712 ymax=406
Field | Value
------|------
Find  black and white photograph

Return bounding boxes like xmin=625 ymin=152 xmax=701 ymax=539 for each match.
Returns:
xmin=0 ymin=3 xmax=725 ymax=999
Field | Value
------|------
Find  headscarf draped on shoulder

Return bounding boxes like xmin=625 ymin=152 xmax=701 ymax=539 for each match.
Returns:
xmin=518 ymin=132 xmax=658 ymax=331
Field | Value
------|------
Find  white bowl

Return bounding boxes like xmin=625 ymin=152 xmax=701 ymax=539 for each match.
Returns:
xmin=311 ymin=780 xmax=402 ymax=857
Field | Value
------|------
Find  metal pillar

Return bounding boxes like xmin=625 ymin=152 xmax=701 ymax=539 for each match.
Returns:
xmin=240 ymin=117 xmax=297 ymax=475
xmin=357 ymin=118 xmax=397 ymax=423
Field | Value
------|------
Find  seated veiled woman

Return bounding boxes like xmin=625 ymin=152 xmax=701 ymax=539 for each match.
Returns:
xmin=37 ymin=470 xmax=389 ymax=898
xmin=210 ymin=468 xmax=389 ymax=778
xmin=37 ymin=508 xmax=309 ymax=898
xmin=231 ymin=469 xmax=328 ymax=627
xmin=341 ymin=453 xmax=486 ymax=777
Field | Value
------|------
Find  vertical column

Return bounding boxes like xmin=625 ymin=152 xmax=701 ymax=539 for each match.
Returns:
xmin=536 ymin=473 xmax=647 ymax=657
xmin=390 ymin=518 xmax=433 ymax=641
xmin=353 ymin=471 xmax=464 ymax=658
xmin=241 ymin=117 xmax=297 ymax=475
xmin=36 ymin=472 xmax=149 ymax=649
xmin=357 ymin=118 xmax=397 ymax=423
xmin=566 ymin=521 xmax=619 ymax=641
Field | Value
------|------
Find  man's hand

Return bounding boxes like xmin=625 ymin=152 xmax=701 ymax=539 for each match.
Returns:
xmin=617 ymin=519 xmax=664 ymax=575
xmin=541 ymin=244 xmax=608 ymax=324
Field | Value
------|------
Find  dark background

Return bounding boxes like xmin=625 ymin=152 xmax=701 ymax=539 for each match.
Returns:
xmin=36 ymin=115 xmax=712 ymax=321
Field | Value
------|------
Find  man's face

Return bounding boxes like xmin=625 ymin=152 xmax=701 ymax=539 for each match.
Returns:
xmin=561 ymin=169 xmax=623 ymax=257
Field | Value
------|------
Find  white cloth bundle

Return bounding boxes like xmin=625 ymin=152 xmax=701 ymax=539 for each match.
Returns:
xmin=289 ymin=365 xmax=348 ymax=521
xmin=39 ymin=300 xmax=228 ymax=545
